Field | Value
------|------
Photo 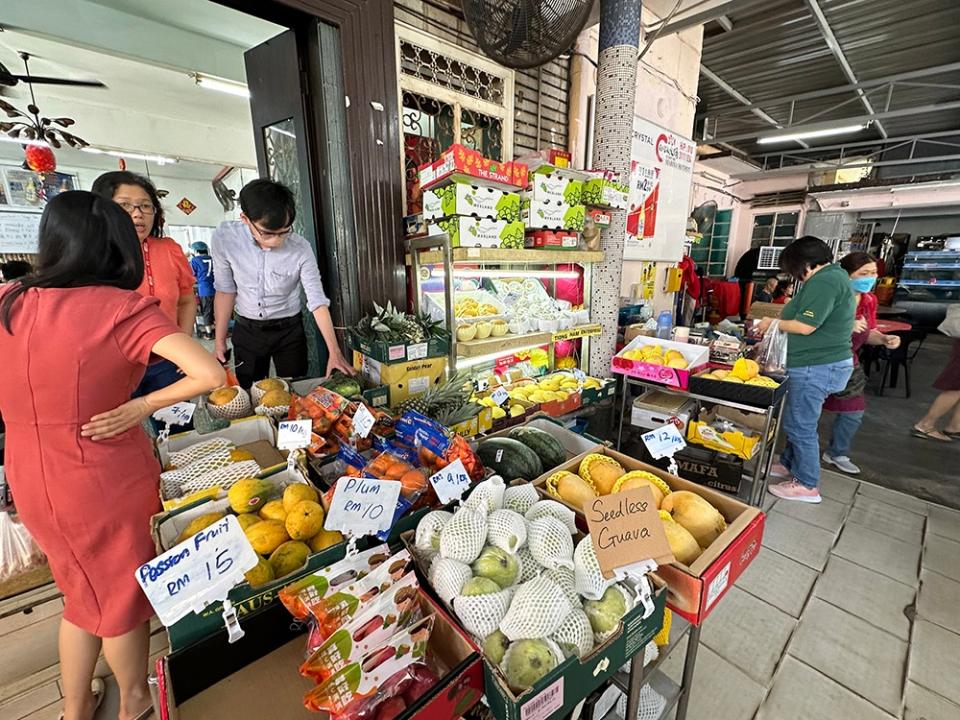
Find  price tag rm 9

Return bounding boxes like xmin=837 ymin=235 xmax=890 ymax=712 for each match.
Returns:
xmin=429 ymin=458 xmax=471 ymax=505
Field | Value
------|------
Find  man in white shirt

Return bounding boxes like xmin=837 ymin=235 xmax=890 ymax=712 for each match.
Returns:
xmin=211 ymin=179 xmax=353 ymax=388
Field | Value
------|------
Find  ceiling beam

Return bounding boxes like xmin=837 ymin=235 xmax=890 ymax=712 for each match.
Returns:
xmin=804 ymin=0 xmax=887 ymax=138
xmin=645 ymin=0 xmax=765 ymax=36
xmin=707 ymin=100 xmax=960 ymax=145
xmin=729 ymin=152 xmax=960 ymax=179
xmin=754 ymin=129 xmax=960 ymax=159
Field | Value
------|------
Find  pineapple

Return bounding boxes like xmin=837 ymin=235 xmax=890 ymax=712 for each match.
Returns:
xmin=396 ymin=371 xmax=473 ymax=418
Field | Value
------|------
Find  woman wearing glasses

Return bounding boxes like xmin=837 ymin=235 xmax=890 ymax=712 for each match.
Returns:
xmin=92 ymin=171 xmax=197 ymax=397
xmin=210 ymin=179 xmax=353 ymax=389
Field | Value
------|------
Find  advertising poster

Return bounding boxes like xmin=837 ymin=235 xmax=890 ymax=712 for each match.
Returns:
xmin=625 ymin=117 xmax=696 ymax=261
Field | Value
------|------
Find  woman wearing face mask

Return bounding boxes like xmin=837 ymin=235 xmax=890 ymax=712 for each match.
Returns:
xmin=757 ymin=237 xmax=855 ymax=503
xmin=820 ymin=253 xmax=901 ymax=474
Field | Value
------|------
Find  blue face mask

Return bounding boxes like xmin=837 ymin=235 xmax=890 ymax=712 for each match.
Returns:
xmin=850 ymin=276 xmax=877 ymax=293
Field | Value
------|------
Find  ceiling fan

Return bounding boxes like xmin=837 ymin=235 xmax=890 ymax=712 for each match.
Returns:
xmin=0 ymin=51 xmax=106 ymax=91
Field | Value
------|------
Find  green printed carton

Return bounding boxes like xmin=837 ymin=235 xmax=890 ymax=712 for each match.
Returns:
xmin=432 ymin=217 xmax=526 ymax=249
xmin=522 ymin=199 xmax=586 ymax=232
xmin=528 ymin=173 xmax=584 ymax=205
xmin=423 ymin=181 xmax=521 ymax=222
xmin=582 ymin=175 xmax=629 ymax=209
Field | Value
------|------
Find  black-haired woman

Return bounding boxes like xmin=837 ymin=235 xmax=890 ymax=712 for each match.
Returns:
xmin=92 ymin=171 xmax=197 ymax=397
xmin=757 ymin=236 xmax=855 ymax=503
xmin=0 ymin=191 xmax=224 ymax=720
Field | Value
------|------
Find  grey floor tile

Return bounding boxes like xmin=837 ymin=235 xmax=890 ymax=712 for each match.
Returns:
xmin=758 ymin=656 xmax=897 ymax=720
xmin=818 ymin=470 xmax=858 ymax=504
xmin=927 ymin=504 xmax=960 ymax=543
xmin=660 ymin=633 xmax=688 ymax=685
xmin=762 ymin=511 xmax=837 ymax=571
xmin=788 ymin=598 xmax=907 ymax=714
xmin=911 ymin=620 xmax=960 ymax=706
xmin=923 ymin=533 xmax=960 ymax=582
xmin=659 ymin=644 xmax=766 ymax=720
xmin=832 ymin=523 xmax=922 ymax=586
xmin=904 ymin=681 xmax=960 ymax=720
xmin=848 ymin=494 xmax=926 ymax=545
xmin=918 ymin=568 xmax=960 ymax=635
xmin=813 ymin=556 xmax=915 ymax=640
xmin=700 ymin=586 xmax=797 ymax=685
xmin=857 ymin=482 xmax=929 ymax=515
xmin=771 ymin=495 xmax=848 ymax=533
xmin=736 ymin=548 xmax=819 ymax=618
xmin=762 ymin=494 xmax=778 ymax=513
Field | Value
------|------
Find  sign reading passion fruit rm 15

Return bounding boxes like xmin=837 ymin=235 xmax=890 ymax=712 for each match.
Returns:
xmin=584 ymin=485 xmax=675 ymax=578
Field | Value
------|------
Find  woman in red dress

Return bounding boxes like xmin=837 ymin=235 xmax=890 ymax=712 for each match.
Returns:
xmin=0 ymin=192 xmax=225 ymax=720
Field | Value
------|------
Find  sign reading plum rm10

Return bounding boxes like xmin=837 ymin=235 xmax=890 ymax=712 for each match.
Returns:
xmin=135 ymin=514 xmax=259 ymax=626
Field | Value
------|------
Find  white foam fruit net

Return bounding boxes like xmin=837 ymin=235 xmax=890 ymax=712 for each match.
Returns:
xmin=430 ymin=557 xmax=473 ymax=604
xmin=438 ymin=506 xmax=488 ymax=564
xmin=166 ymin=437 xmax=234 ymax=469
xmin=254 ymin=403 xmax=289 ymax=419
xmin=528 ymin=516 xmax=574 ymax=570
xmin=545 ymin=566 xmax=581 ymax=608
xmin=250 ymin=378 xmax=290 ymax=405
xmin=206 ymin=388 xmax=253 ymax=420
xmin=415 ymin=510 xmax=452 ymax=553
xmin=160 ymin=448 xmax=233 ymax=489
xmin=615 ymin=682 xmax=666 ymax=720
xmin=574 ymin=535 xmax=616 ymax=601
xmin=516 ymin=545 xmax=540 ymax=582
xmin=454 ymin=587 xmax=514 ymax=639
xmin=619 ymin=642 xmax=659 ymax=675
xmin=525 ymin=500 xmax=578 ymax=534
xmin=551 ymin=608 xmax=594 ymax=659
xmin=499 ymin=574 xmax=572 ymax=640
xmin=463 ymin=476 xmax=505 ymax=514
xmin=162 ymin=460 xmax=262 ymax=501
xmin=486 ymin=509 xmax=528 ymax=554
xmin=502 ymin=484 xmax=540 ymax=515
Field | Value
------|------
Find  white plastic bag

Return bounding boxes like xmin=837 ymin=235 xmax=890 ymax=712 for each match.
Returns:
xmin=756 ymin=319 xmax=788 ymax=375
xmin=939 ymin=305 xmax=960 ymax=338
xmin=0 ymin=511 xmax=46 ymax=583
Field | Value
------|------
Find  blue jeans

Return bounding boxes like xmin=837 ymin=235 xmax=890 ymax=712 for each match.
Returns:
xmin=827 ymin=412 xmax=864 ymax=458
xmin=781 ymin=359 xmax=853 ymax=489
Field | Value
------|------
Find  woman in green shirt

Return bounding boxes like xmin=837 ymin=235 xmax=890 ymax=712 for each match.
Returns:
xmin=758 ymin=237 xmax=855 ymax=503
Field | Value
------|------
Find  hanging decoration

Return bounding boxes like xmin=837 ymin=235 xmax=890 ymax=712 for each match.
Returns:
xmin=24 ymin=143 xmax=57 ymax=173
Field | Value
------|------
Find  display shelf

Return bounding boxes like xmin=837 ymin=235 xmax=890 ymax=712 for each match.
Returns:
xmin=900 ymin=279 xmax=960 ymax=287
xmin=456 ymin=329 xmax=551 ymax=357
xmin=612 ymin=616 xmax=691 ymax=690
xmin=606 ymin=670 xmax=682 ymax=720
xmin=406 ymin=246 xmax=605 ymax=265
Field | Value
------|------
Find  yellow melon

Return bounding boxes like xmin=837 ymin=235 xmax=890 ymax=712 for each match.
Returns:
xmin=208 ymin=387 xmax=239 ymax=406
xmin=255 ymin=378 xmax=286 ymax=393
xmin=260 ymin=389 xmax=292 ymax=408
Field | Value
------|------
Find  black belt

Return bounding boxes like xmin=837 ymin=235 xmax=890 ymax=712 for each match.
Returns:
xmin=236 ymin=314 xmax=301 ymax=330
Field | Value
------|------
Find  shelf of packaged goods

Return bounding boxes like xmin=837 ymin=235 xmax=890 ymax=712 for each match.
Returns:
xmin=903 ymin=263 xmax=960 ymax=270
xmin=900 ymin=280 xmax=960 ymax=287
xmin=455 ymin=324 xmax=603 ymax=357
xmin=406 ymin=247 xmax=605 ymax=266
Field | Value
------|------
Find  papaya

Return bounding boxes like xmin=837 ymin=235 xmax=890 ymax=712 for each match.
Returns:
xmin=228 ymin=478 xmax=275 ymax=514
xmin=546 ymin=471 xmax=596 ymax=511
xmin=176 ymin=511 xmax=225 ymax=544
xmin=578 ymin=454 xmax=625 ymax=496
xmin=259 ymin=499 xmax=288 ymax=522
xmin=309 ymin=528 xmax=344 ymax=553
xmin=236 ymin=513 xmax=262 ymax=531
xmin=269 ymin=540 xmax=311 ymax=578
xmin=283 ymin=483 xmax=320 ymax=513
xmin=611 ymin=471 xmax=672 ymax=508
xmin=661 ymin=491 xmax=727 ymax=549
xmin=286 ymin=500 xmax=325 ymax=541
xmin=244 ymin=557 xmax=275 ymax=588
xmin=244 ymin=519 xmax=289 ymax=555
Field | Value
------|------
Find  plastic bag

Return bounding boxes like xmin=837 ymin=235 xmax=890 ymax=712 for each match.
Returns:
xmin=755 ymin=319 xmax=788 ymax=375
xmin=0 ymin=511 xmax=46 ymax=583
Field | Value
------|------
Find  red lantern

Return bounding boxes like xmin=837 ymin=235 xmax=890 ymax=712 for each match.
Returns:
xmin=24 ymin=143 xmax=56 ymax=174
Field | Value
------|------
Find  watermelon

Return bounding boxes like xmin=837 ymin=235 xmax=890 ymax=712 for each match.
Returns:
xmin=476 ymin=438 xmax=543 ymax=481
xmin=321 ymin=372 xmax=362 ymax=399
xmin=508 ymin=426 xmax=566 ymax=471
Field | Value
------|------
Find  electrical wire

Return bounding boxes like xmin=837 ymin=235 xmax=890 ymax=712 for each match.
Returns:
xmin=637 ymin=0 xmax=684 ymax=63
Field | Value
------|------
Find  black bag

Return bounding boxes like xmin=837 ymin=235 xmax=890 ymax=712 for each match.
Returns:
xmin=832 ymin=364 xmax=866 ymax=400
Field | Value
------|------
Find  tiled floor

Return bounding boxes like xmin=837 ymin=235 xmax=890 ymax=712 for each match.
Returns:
xmin=658 ymin=469 xmax=960 ymax=720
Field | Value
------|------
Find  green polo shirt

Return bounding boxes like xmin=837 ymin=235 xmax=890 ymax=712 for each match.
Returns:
xmin=781 ymin=264 xmax=855 ymax=368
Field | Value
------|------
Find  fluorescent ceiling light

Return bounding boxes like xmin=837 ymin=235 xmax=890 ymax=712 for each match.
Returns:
xmin=431 ymin=268 xmax=581 ymax=280
xmin=0 ymin=136 xmax=49 ymax=147
xmin=455 ymin=344 xmax=548 ymax=369
xmin=757 ymin=124 xmax=867 ymax=145
xmin=82 ymin=147 xmax=178 ymax=165
xmin=193 ymin=73 xmax=250 ymax=98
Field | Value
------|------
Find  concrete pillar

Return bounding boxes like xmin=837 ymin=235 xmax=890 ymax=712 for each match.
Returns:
xmin=589 ymin=0 xmax=642 ymax=377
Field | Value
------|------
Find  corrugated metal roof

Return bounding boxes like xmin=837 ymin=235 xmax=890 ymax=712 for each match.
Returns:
xmin=698 ymin=0 xmax=960 ymax=160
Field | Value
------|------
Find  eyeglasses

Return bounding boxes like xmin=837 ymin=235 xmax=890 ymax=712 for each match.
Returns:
xmin=251 ymin=223 xmax=292 ymax=241
xmin=118 ymin=202 xmax=156 ymax=216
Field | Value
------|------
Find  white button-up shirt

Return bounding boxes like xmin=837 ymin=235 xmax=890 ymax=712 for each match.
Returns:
xmin=211 ymin=220 xmax=330 ymax=320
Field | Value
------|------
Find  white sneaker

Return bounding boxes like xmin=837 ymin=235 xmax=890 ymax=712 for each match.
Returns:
xmin=822 ymin=453 xmax=861 ymax=475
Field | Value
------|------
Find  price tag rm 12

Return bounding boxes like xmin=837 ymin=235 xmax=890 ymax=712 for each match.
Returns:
xmin=325 ymin=477 xmax=402 ymax=537
xmin=429 ymin=458 xmax=471 ymax=505
xmin=641 ymin=422 xmax=686 ymax=460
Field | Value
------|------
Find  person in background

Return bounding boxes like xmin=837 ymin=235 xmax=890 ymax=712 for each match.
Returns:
xmin=212 ymin=179 xmax=353 ymax=389
xmin=758 ymin=236 xmax=855 ymax=503
xmin=91 ymin=171 xmax=197 ymax=396
xmin=821 ymin=253 xmax=901 ymax=474
xmin=1 ymin=260 xmax=32 ymax=282
xmin=753 ymin=276 xmax=779 ymax=304
xmin=734 ymin=246 xmax=761 ymax=318
xmin=772 ymin=278 xmax=795 ymax=304
xmin=913 ymin=339 xmax=960 ymax=441
xmin=0 ymin=191 xmax=224 ymax=720
xmin=189 ymin=241 xmax=215 ymax=340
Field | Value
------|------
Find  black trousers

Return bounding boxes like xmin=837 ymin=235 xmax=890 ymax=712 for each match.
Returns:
xmin=232 ymin=314 xmax=307 ymax=389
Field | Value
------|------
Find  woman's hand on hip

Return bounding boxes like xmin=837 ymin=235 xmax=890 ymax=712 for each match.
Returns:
xmin=81 ymin=398 xmax=153 ymax=440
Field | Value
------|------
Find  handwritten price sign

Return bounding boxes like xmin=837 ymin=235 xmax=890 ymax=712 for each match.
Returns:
xmin=641 ymin=422 xmax=686 ymax=460
xmin=429 ymin=458 xmax=471 ymax=504
xmin=153 ymin=402 xmax=196 ymax=427
xmin=325 ymin=477 xmax=402 ymax=537
xmin=135 ymin=515 xmax=258 ymax=626
xmin=277 ymin=420 xmax=312 ymax=450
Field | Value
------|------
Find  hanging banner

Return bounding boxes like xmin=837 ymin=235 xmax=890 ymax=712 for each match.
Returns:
xmin=625 ymin=118 xmax=696 ymax=262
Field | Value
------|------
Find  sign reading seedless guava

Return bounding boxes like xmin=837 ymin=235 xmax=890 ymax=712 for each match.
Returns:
xmin=584 ymin=485 xmax=675 ymax=578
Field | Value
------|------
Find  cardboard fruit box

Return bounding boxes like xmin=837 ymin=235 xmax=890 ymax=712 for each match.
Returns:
xmin=345 ymin=329 xmax=450 ymax=364
xmin=523 ymin=229 xmax=579 ymax=250
xmin=531 ymin=446 xmax=764 ymax=625
xmin=418 ymin=143 xmax=528 ymax=191
xmin=155 ymin=590 xmax=483 ymax=720
xmin=687 ymin=365 xmax=789 ymax=408
xmin=611 ymin=336 xmax=710 ymax=390
xmin=522 ymin=199 xmax=586 ymax=232
xmin=422 ymin=181 xmax=521 ymax=222
xmin=352 ymin=353 xmax=447 ymax=408
xmin=430 ymin=216 xmax=526 ymax=249
xmin=686 ymin=406 xmax=775 ymax=461
xmin=527 ymin=173 xmax=584 ymax=205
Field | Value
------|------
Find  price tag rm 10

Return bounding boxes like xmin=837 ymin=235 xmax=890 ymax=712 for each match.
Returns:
xmin=641 ymin=422 xmax=686 ymax=460
xmin=277 ymin=420 xmax=312 ymax=450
